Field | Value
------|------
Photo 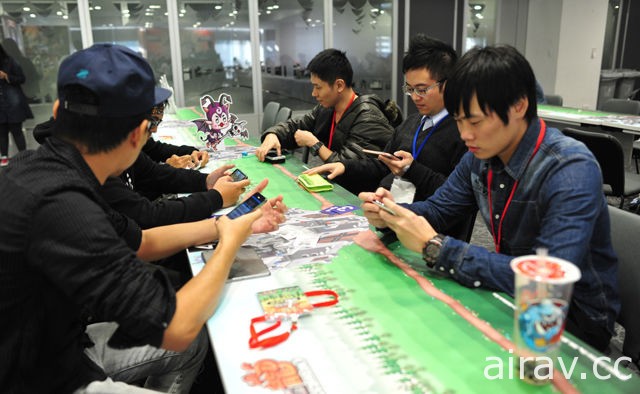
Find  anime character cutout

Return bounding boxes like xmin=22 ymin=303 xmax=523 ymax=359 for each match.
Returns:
xmin=192 ymin=93 xmax=247 ymax=149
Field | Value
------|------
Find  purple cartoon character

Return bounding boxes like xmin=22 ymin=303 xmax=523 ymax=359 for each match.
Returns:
xmin=193 ymin=93 xmax=246 ymax=150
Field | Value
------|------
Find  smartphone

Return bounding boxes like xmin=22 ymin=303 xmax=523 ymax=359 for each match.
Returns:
xmin=361 ymin=149 xmax=401 ymax=161
xmin=372 ymin=199 xmax=397 ymax=216
xmin=230 ymin=168 xmax=248 ymax=182
xmin=265 ymin=150 xmax=286 ymax=164
xmin=227 ymin=192 xmax=267 ymax=219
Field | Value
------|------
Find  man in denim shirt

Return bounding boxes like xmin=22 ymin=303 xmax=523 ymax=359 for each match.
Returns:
xmin=359 ymin=45 xmax=619 ymax=351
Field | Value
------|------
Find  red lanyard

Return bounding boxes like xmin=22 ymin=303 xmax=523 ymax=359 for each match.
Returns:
xmin=328 ymin=93 xmax=357 ymax=149
xmin=487 ymin=119 xmax=546 ymax=253
xmin=248 ymin=290 xmax=339 ymax=349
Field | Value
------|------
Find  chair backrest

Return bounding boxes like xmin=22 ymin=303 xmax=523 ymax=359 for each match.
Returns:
xmin=261 ymin=101 xmax=281 ymax=132
xmin=274 ymin=106 xmax=292 ymax=125
xmin=601 ymin=99 xmax=640 ymax=115
xmin=544 ymin=94 xmax=563 ymax=106
xmin=562 ymin=127 xmax=625 ymax=196
xmin=608 ymin=206 xmax=640 ymax=362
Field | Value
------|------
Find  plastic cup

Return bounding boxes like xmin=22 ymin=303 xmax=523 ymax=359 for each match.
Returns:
xmin=510 ymin=254 xmax=581 ymax=384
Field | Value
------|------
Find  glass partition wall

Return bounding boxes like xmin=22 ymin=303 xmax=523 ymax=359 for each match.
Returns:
xmin=0 ymin=0 xmax=397 ymax=134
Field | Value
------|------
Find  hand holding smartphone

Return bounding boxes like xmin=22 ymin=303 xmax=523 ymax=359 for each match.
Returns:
xmin=227 ymin=192 xmax=267 ymax=219
xmin=371 ymin=199 xmax=397 ymax=216
xmin=230 ymin=168 xmax=248 ymax=182
xmin=361 ymin=149 xmax=401 ymax=161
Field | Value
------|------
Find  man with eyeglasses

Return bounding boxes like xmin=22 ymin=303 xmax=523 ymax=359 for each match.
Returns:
xmin=141 ymin=102 xmax=210 ymax=170
xmin=305 ymin=35 xmax=466 ymax=200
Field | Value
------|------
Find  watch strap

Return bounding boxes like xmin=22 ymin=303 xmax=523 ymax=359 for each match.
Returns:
xmin=310 ymin=141 xmax=324 ymax=156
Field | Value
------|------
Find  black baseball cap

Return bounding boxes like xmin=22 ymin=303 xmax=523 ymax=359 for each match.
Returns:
xmin=57 ymin=43 xmax=171 ymax=117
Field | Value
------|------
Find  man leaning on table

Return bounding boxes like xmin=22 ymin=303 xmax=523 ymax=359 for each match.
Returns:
xmin=359 ymin=45 xmax=620 ymax=352
xmin=0 ymin=44 xmax=264 ymax=393
xmin=255 ymin=48 xmax=400 ymax=193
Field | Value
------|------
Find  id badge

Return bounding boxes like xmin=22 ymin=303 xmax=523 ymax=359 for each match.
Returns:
xmin=390 ymin=177 xmax=416 ymax=204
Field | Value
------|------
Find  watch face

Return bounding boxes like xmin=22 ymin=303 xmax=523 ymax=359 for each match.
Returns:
xmin=423 ymin=238 xmax=442 ymax=267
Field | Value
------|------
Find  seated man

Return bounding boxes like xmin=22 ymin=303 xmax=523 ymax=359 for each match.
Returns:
xmin=359 ymin=45 xmax=619 ymax=352
xmin=305 ymin=35 xmax=466 ymax=199
xmin=142 ymin=102 xmax=209 ymax=169
xmin=255 ymin=49 xmax=400 ymax=192
xmin=0 ymin=43 xmax=264 ymax=393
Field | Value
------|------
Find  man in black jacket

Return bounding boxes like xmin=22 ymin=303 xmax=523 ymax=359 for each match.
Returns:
xmin=142 ymin=101 xmax=209 ymax=169
xmin=255 ymin=49 xmax=399 ymax=175
xmin=305 ymin=35 xmax=466 ymax=201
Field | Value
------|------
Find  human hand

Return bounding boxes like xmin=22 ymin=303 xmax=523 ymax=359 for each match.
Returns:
xmin=381 ymin=150 xmax=414 ymax=176
xmin=358 ymin=187 xmax=395 ymax=229
xmin=206 ymin=164 xmax=236 ymax=189
xmin=252 ymin=195 xmax=288 ymax=233
xmin=216 ymin=209 xmax=263 ymax=248
xmin=166 ymin=154 xmax=196 ymax=169
xmin=191 ymin=150 xmax=209 ymax=167
xmin=375 ymin=198 xmax=436 ymax=253
xmin=213 ymin=176 xmax=250 ymax=207
xmin=303 ymin=162 xmax=345 ymax=180
xmin=294 ymin=129 xmax=318 ymax=148
xmin=255 ymin=134 xmax=281 ymax=161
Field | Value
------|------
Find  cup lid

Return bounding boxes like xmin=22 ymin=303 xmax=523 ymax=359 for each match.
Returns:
xmin=510 ymin=255 xmax=581 ymax=284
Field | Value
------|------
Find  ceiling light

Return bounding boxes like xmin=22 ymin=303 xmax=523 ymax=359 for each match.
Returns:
xmin=475 ymin=13 xmax=484 ymax=19
xmin=23 ymin=6 xmax=30 ymax=11
xmin=473 ymin=5 xmax=482 ymax=10
xmin=29 ymin=13 xmax=36 ymax=18
xmin=149 ymin=5 xmax=161 ymax=9
xmin=95 ymin=5 xmax=102 ymax=10
xmin=214 ymin=5 xmax=222 ymax=10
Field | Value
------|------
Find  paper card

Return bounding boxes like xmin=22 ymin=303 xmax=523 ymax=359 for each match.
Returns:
xmin=257 ymin=286 xmax=314 ymax=321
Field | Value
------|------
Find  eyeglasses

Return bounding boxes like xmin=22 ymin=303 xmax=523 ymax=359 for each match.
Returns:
xmin=403 ymin=82 xmax=442 ymax=97
xmin=145 ymin=117 xmax=162 ymax=133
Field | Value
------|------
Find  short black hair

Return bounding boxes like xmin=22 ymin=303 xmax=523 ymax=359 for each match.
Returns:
xmin=307 ymin=49 xmax=353 ymax=87
xmin=54 ymin=85 xmax=147 ymax=154
xmin=402 ymin=34 xmax=458 ymax=83
xmin=444 ymin=45 xmax=537 ymax=125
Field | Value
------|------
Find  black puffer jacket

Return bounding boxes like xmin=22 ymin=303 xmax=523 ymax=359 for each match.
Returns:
xmin=262 ymin=94 xmax=396 ymax=162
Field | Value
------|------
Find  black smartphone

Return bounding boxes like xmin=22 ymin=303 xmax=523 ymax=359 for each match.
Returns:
xmin=227 ymin=192 xmax=267 ymax=219
xmin=230 ymin=168 xmax=248 ymax=182
xmin=265 ymin=150 xmax=286 ymax=164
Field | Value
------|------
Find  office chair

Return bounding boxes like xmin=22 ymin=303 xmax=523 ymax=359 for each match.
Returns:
xmin=261 ymin=101 xmax=281 ymax=132
xmin=562 ymin=127 xmax=640 ymax=208
xmin=274 ymin=106 xmax=292 ymax=125
xmin=600 ymin=99 xmax=640 ymax=116
xmin=608 ymin=206 xmax=640 ymax=365
xmin=544 ymin=94 xmax=563 ymax=106
xmin=600 ymin=99 xmax=640 ymax=173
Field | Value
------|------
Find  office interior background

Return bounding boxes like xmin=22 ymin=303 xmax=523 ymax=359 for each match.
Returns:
xmin=0 ymin=0 xmax=638 ymax=140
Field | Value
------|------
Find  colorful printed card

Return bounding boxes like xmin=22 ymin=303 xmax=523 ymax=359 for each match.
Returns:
xmin=257 ymin=286 xmax=314 ymax=321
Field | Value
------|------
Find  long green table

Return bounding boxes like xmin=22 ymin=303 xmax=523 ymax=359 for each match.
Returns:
xmin=166 ymin=111 xmax=639 ymax=393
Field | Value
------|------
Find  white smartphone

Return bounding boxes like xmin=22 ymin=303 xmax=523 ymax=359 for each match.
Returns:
xmin=361 ymin=149 xmax=401 ymax=161
xmin=372 ymin=199 xmax=397 ymax=216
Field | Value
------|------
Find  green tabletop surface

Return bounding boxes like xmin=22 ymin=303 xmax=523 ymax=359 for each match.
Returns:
xmin=173 ymin=109 xmax=639 ymax=393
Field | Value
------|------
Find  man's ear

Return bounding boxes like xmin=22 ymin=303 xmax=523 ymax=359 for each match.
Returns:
xmin=335 ymin=78 xmax=346 ymax=93
xmin=512 ymin=96 xmax=529 ymax=120
xmin=129 ymin=120 xmax=149 ymax=148
xmin=52 ymin=99 xmax=60 ymax=119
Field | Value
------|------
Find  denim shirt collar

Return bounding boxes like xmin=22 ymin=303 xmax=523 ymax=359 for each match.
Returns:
xmin=488 ymin=117 xmax=542 ymax=180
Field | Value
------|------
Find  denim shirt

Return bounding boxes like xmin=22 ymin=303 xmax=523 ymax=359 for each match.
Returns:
xmin=408 ymin=118 xmax=620 ymax=333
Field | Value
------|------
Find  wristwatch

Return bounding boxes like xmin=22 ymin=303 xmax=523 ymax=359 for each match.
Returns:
xmin=422 ymin=234 xmax=445 ymax=268
xmin=310 ymin=141 xmax=324 ymax=156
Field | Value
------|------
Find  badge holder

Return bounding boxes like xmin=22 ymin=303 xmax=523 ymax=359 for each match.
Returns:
xmin=249 ymin=286 xmax=339 ymax=349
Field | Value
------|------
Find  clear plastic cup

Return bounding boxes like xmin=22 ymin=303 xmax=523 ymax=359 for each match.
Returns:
xmin=510 ymin=253 xmax=581 ymax=384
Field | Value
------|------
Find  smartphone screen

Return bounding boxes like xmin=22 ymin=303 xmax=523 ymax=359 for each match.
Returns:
xmin=230 ymin=168 xmax=248 ymax=182
xmin=227 ymin=192 xmax=266 ymax=219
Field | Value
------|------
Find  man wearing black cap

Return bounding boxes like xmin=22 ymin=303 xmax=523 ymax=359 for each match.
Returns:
xmin=0 ymin=44 xmax=261 ymax=393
